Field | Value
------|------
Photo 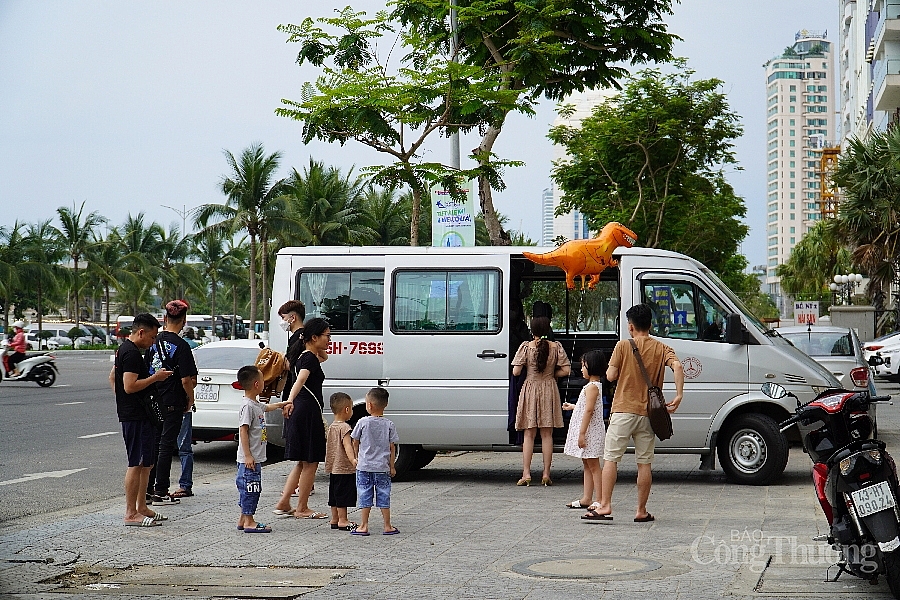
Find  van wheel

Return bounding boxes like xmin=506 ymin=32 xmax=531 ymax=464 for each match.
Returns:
xmin=393 ymin=444 xmax=421 ymax=479
xmin=717 ymin=413 xmax=788 ymax=485
xmin=411 ymin=450 xmax=437 ymax=470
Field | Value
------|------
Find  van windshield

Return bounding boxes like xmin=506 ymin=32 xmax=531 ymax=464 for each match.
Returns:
xmin=700 ymin=267 xmax=769 ymax=335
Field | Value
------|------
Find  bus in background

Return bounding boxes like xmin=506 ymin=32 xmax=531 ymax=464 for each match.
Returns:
xmin=185 ymin=315 xmax=247 ymax=340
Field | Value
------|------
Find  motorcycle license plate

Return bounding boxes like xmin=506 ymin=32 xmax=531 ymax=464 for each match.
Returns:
xmin=851 ymin=481 xmax=896 ymax=518
xmin=195 ymin=384 xmax=219 ymax=402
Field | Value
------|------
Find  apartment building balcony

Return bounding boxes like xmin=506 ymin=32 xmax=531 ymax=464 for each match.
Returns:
xmin=874 ymin=1 xmax=900 ymax=60
xmin=874 ymin=57 xmax=900 ymax=110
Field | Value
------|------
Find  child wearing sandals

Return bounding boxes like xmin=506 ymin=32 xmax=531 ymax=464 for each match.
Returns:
xmin=326 ymin=392 xmax=358 ymax=531
xmin=562 ymin=350 xmax=608 ymax=518
xmin=350 ymin=387 xmax=400 ymax=536
xmin=236 ymin=365 xmax=288 ymax=533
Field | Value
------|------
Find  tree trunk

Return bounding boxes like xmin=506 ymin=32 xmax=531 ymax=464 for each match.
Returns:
xmin=248 ymin=234 xmax=258 ymax=338
xmin=232 ymin=284 xmax=238 ymax=339
xmin=474 ymin=124 xmax=511 ymax=246
xmin=104 ymin=282 xmax=111 ymax=345
xmin=410 ymin=184 xmax=421 ymax=247
xmin=73 ymin=259 xmax=80 ymax=326
xmin=261 ymin=237 xmax=269 ymax=334
xmin=210 ymin=276 xmax=217 ymax=339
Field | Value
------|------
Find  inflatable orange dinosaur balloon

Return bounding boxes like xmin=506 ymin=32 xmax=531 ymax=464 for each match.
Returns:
xmin=523 ymin=222 xmax=638 ymax=290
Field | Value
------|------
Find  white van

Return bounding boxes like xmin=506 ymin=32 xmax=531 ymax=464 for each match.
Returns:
xmin=269 ymin=246 xmax=839 ymax=485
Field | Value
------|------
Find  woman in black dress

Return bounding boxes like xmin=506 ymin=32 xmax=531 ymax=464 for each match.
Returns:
xmin=274 ymin=318 xmax=331 ymax=519
xmin=272 ymin=300 xmax=305 ymax=515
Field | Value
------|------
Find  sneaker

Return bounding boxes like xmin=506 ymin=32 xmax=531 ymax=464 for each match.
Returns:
xmin=150 ymin=494 xmax=181 ymax=505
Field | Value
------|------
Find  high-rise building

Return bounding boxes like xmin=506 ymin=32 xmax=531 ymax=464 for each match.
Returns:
xmin=546 ymin=89 xmax=616 ymax=246
xmin=763 ymin=31 xmax=835 ymax=304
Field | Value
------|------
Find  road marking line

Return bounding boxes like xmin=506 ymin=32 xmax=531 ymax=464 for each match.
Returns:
xmin=54 ymin=385 xmax=70 ymax=387
xmin=0 ymin=468 xmax=87 ymax=486
xmin=78 ymin=431 xmax=117 ymax=439
xmin=56 ymin=401 xmax=84 ymax=405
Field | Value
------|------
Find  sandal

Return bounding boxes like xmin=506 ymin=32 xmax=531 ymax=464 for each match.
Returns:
xmin=171 ymin=489 xmax=193 ymax=498
xmin=516 ymin=478 xmax=531 ymax=487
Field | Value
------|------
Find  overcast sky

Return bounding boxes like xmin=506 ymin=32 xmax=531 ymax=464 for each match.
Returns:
xmin=0 ymin=1 xmax=837 ymax=267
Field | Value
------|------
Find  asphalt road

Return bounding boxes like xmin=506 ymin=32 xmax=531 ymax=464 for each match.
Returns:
xmin=0 ymin=352 xmax=244 ymax=524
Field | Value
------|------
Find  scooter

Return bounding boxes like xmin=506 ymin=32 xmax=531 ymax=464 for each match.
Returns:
xmin=765 ymin=382 xmax=900 ymax=596
xmin=0 ymin=346 xmax=58 ymax=387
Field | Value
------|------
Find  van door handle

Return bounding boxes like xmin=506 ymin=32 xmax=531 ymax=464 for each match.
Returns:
xmin=477 ymin=350 xmax=507 ymax=359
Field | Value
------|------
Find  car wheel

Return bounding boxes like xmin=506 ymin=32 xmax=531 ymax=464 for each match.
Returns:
xmin=717 ymin=413 xmax=788 ymax=486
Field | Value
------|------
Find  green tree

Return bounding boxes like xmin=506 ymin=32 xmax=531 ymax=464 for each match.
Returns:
xmin=156 ymin=224 xmax=202 ymax=302
xmin=86 ymin=228 xmax=144 ymax=339
xmin=192 ymin=232 xmax=245 ymax=327
xmin=119 ymin=213 xmax=165 ymax=315
xmin=776 ymin=220 xmax=852 ymax=303
xmin=21 ymin=220 xmax=68 ymax=336
xmin=548 ymin=66 xmax=748 ymax=283
xmin=832 ymin=128 xmax=900 ymax=306
xmin=394 ymin=0 xmax=678 ymax=245
xmin=282 ymin=159 xmax=371 ymax=246
xmin=196 ymin=143 xmax=289 ymax=335
xmin=54 ymin=202 xmax=107 ymax=325
xmin=277 ymin=8 xmax=526 ymax=246
xmin=0 ymin=223 xmax=26 ymax=326
xmin=360 ymin=186 xmax=410 ymax=246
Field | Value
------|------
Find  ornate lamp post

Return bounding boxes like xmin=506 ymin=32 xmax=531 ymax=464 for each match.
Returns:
xmin=829 ymin=273 xmax=863 ymax=305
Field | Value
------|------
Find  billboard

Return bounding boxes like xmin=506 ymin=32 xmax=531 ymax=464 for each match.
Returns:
xmin=431 ymin=179 xmax=476 ymax=247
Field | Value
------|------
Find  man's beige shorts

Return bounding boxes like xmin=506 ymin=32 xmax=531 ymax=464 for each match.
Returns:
xmin=603 ymin=412 xmax=656 ymax=464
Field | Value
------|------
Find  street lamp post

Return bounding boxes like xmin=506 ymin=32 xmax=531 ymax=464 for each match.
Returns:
xmin=829 ymin=273 xmax=863 ymax=305
xmin=161 ymin=204 xmax=199 ymax=299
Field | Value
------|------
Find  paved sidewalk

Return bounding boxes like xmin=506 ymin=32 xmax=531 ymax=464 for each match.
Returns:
xmin=1 ymin=442 xmax=898 ymax=599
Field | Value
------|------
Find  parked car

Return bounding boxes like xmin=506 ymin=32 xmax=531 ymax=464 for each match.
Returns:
xmin=35 ymin=324 xmax=106 ymax=349
xmin=191 ymin=339 xmax=285 ymax=446
xmin=863 ymin=330 xmax=900 ymax=367
xmin=870 ymin=339 xmax=900 ymax=380
xmin=776 ymin=325 xmax=876 ymax=394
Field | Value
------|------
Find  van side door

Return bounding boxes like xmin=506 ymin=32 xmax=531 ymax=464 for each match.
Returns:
xmin=636 ymin=273 xmax=749 ymax=449
xmin=383 ymin=254 xmax=510 ymax=445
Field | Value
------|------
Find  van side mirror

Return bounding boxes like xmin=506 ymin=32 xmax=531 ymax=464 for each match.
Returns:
xmin=725 ymin=313 xmax=744 ymax=344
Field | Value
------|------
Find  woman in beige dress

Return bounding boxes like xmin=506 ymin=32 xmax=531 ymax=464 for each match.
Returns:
xmin=512 ymin=316 xmax=571 ymax=486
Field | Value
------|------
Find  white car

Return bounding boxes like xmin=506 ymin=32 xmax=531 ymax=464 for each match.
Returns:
xmin=191 ymin=339 xmax=286 ymax=447
xmin=873 ymin=340 xmax=900 ymax=380
xmin=863 ymin=331 xmax=900 ymax=367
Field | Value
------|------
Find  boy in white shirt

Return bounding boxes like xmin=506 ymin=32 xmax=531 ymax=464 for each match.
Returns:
xmin=236 ymin=365 xmax=287 ymax=533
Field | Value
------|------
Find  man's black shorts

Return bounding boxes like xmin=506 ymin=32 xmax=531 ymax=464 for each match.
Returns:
xmin=328 ymin=473 xmax=357 ymax=508
xmin=121 ymin=420 xmax=156 ymax=467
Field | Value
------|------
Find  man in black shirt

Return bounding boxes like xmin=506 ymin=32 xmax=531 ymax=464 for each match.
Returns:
xmin=146 ymin=300 xmax=198 ymax=503
xmin=109 ymin=313 xmax=172 ymax=527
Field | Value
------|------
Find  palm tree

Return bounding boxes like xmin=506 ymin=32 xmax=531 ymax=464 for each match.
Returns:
xmin=833 ymin=128 xmax=900 ymax=304
xmin=0 ymin=223 xmax=25 ymax=327
xmin=21 ymin=221 xmax=68 ymax=336
xmin=192 ymin=232 xmax=248 ymax=329
xmin=360 ymin=186 xmax=410 ymax=245
xmin=195 ymin=143 xmax=288 ymax=336
xmin=776 ymin=220 xmax=852 ymax=302
xmin=119 ymin=213 xmax=164 ymax=315
xmin=157 ymin=224 xmax=202 ymax=302
xmin=283 ymin=159 xmax=371 ymax=246
xmin=54 ymin=202 xmax=107 ymax=325
xmin=86 ymin=228 xmax=144 ymax=341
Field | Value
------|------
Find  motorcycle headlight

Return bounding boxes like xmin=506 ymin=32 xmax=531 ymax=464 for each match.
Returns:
xmin=840 ymin=456 xmax=856 ymax=476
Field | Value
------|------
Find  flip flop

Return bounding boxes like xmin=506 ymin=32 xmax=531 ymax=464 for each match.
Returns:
xmin=332 ymin=523 xmax=358 ymax=531
xmin=237 ymin=526 xmax=244 ymax=530
xmin=244 ymin=523 xmax=272 ymax=533
xmin=383 ymin=528 xmax=400 ymax=535
xmin=581 ymin=509 xmax=613 ymax=521
xmin=171 ymin=489 xmax=193 ymax=498
xmin=566 ymin=500 xmax=592 ymax=509
xmin=272 ymin=508 xmax=294 ymax=516
xmin=151 ymin=511 xmax=167 ymax=521
xmin=296 ymin=512 xmax=328 ymax=519
xmin=634 ymin=513 xmax=655 ymax=523
xmin=125 ymin=516 xmax=161 ymax=527
xmin=350 ymin=529 xmax=370 ymax=536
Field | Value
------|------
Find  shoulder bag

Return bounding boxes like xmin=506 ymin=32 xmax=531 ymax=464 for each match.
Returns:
xmin=628 ymin=339 xmax=673 ymax=441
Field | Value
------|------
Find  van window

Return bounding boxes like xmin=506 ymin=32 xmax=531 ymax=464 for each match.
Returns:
xmin=393 ymin=270 xmax=500 ymax=332
xmin=298 ymin=270 xmax=385 ymax=332
xmin=642 ymin=282 xmax=730 ymax=342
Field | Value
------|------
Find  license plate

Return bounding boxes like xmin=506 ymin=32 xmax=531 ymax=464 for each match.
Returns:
xmin=195 ymin=384 xmax=219 ymax=402
xmin=851 ymin=481 xmax=896 ymax=518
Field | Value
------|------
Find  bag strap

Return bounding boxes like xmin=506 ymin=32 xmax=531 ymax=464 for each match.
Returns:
xmin=298 ymin=350 xmax=324 ymax=411
xmin=628 ymin=339 xmax=655 ymax=391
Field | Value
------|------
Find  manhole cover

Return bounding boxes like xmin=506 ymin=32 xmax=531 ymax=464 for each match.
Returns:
xmin=511 ymin=555 xmax=662 ymax=580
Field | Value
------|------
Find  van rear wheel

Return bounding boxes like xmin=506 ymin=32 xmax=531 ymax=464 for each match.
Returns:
xmin=717 ymin=413 xmax=788 ymax=486
xmin=393 ymin=444 xmax=420 ymax=479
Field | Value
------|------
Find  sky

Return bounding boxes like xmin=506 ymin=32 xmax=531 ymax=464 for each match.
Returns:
xmin=0 ymin=1 xmax=838 ymax=268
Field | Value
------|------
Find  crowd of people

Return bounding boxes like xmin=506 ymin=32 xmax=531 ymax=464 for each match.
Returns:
xmin=109 ymin=299 xmax=683 ymax=532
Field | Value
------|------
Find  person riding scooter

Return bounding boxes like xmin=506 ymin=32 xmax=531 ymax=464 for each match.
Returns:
xmin=8 ymin=321 xmax=27 ymax=376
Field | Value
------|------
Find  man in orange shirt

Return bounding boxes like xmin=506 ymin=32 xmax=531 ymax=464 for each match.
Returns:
xmin=584 ymin=303 xmax=684 ymax=523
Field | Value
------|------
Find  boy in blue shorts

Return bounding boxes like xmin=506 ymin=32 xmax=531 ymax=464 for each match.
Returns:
xmin=350 ymin=387 xmax=399 ymax=536
xmin=235 ymin=365 xmax=287 ymax=533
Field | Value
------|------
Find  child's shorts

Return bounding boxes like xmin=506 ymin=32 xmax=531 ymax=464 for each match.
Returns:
xmin=236 ymin=463 xmax=262 ymax=515
xmin=328 ymin=473 xmax=357 ymax=508
xmin=356 ymin=470 xmax=391 ymax=508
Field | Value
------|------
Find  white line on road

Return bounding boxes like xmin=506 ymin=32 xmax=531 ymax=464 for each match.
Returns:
xmin=0 ymin=468 xmax=87 ymax=486
xmin=78 ymin=431 xmax=117 ymax=439
xmin=56 ymin=401 xmax=84 ymax=405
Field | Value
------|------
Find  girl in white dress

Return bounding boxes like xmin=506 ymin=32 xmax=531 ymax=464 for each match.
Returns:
xmin=562 ymin=350 xmax=607 ymax=510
